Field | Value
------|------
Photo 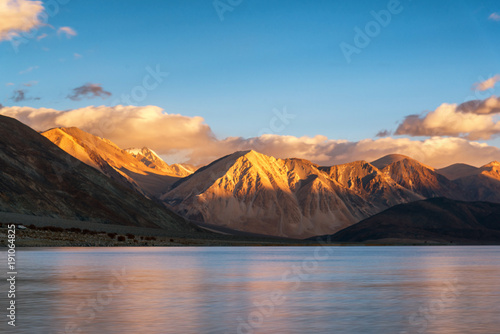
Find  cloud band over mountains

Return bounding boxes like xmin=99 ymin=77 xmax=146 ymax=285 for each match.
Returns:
xmin=1 ymin=104 xmax=500 ymax=168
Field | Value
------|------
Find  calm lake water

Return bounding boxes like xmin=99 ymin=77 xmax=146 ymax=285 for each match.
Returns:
xmin=1 ymin=246 xmax=499 ymax=333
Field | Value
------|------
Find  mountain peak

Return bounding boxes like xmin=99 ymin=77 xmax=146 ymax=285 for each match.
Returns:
xmin=244 ymin=149 xmax=276 ymax=160
xmin=217 ymin=150 xmax=279 ymax=168
xmin=126 ymin=147 xmax=164 ymax=165
xmin=381 ymin=156 xmax=458 ymax=198
xmin=43 ymin=126 xmax=192 ymax=196
xmin=478 ymin=161 xmax=500 ymax=182
xmin=436 ymin=163 xmax=479 ymax=180
xmin=483 ymin=161 xmax=500 ymax=168
xmin=370 ymin=154 xmax=412 ymax=169
xmin=131 ymin=147 xmax=193 ymax=177
xmin=44 ymin=127 xmax=122 ymax=151
xmin=390 ymin=156 xmax=435 ymax=171
xmin=236 ymin=149 xmax=264 ymax=158
xmin=125 ymin=147 xmax=146 ymax=156
xmin=126 ymin=146 xmax=160 ymax=157
xmin=320 ymin=159 xmax=423 ymax=207
xmin=163 ymin=147 xmax=367 ymax=238
xmin=0 ymin=115 xmax=196 ymax=232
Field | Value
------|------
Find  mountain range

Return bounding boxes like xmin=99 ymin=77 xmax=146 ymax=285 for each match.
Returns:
xmin=160 ymin=151 xmax=500 ymax=238
xmin=2 ymin=115 xmax=500 ymax=241
xmin=41 ymin=127 xmax=195 ymax=197
xmin=0 ymin=116 xmax=198 ymax=233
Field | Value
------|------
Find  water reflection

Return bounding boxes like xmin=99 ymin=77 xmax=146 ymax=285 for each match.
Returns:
xmin=0 ymin=246 xmax=499 ymax=333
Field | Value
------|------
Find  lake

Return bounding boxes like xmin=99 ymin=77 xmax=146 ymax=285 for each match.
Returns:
xmin=1 ymin=246 xmax=499 ymax=333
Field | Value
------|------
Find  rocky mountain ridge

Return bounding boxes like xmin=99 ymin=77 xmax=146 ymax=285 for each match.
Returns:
xmin=36 ymin=125 xmax=500 ymax=239
xmin=0 ymin=116 xmax=198 ymax=233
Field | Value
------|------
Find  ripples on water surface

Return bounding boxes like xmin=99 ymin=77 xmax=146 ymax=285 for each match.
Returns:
xmin=1 ymin=246 xmax=499 ymax=333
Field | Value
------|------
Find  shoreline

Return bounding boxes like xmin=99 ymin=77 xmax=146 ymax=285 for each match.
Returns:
xmin=1 ymin=225 xmax=499 ymax=247
xmin=1 ymin=214 xmax=499 ymax=247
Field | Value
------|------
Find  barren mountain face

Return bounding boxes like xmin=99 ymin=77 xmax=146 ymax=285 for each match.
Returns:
xmin=320 ymin=160 xmax=423 ymax=209
xmin=42 ymin=127 xmax=193 ymax=196
xmin=126 ymin=147 xmax=195 ymax=177
xmin=162 ymin=151 xmax=456 ymax=238
xmin=480 ymin=161 xmax=500 ymax=181
xmin=380 ymin=158 xmax=462 ymax=199
xmin=0 ymin=116 xmax=196 ymax=232
xmin=436 ymin=163 xmax=480 ymax=180
xmin=453 ymin=162 xmax=500 ymax=203
xmin=162 ymin=151 xmax=374 ymax=238
xmin=370 ymin=153 xmax=409 ymax=169
xmin=162 ymin=151 xmax=500 ymax=238
xmin=32 ymin=125 xmax=500 ymax=239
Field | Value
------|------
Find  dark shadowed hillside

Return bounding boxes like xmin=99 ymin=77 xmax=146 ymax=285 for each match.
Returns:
xmin=320 ymin=198 xmax=500 ymax=244
xmin=0 ymin=115 xmax=199 ymax=232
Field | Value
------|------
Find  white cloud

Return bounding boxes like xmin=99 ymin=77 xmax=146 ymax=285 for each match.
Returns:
xmin=0 ymin=0 xmax=43 ymax=41
xmin=0 ymin=105 xmax=215 ymax=155
xmin=395 ymin=97 xmax=500 ymax=140
xmin=36 ymin=32 xmax=47 ymax=41
xmin=1 ymin=105 xmax=500 ymax=168
xmin=19 ymin=65 xmax=39 ymax=74
xmin=57 ymin=26 xmax=76 ymax=38
xmin=23 ymin=80 xmax=37 ymax=86
xmin=473 ymin=75 xmax=500 ymax=91
xmin=489 ymin=12 xmax=500 ymax=21
xmin=214 ymin=135 xmax=500 ymax=168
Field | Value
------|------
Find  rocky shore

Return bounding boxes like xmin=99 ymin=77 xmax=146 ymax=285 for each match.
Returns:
xmin=0 ymin=222 xmax=310 ymax=247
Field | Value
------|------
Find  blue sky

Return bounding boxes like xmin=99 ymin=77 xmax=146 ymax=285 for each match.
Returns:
xmin=1 ymin=0 xmax=500 ymax=165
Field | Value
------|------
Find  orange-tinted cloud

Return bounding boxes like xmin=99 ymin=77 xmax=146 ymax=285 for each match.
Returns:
xmin=0 ymin=0 xmax=43 ymax=41
xmin=472 ymin=75 xmax=500 ymax=91
xmin=395 ymin=97 xmax=500 ymax=140
xmin=36 ymin=32 xmax=47 ymax=41
xmin=57 ymin=26 xmax=77 ymax=38
xmin=216 ymin=135 xmax=500 ymax=168
xmin=0 ymin=105 xmax=215 ymax=153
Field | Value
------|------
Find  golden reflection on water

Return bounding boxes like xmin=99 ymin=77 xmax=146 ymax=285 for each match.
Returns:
xmin=2 ymin=246 xmax=500 ymax=334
